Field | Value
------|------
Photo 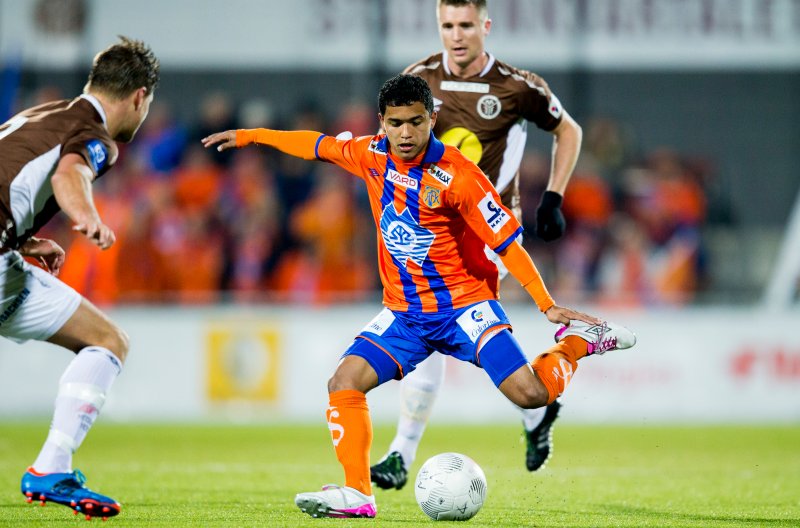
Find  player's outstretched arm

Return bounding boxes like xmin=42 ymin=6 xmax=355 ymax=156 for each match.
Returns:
xmin=51 ymin=153 xmax=116 ymax=250
xmin=202 ymin=128 xmax=322 ymax=160
xmin=201 ymin=130 xmax=238 ymax=151
xmin=497 ymin=240 xmax=601 ymax=326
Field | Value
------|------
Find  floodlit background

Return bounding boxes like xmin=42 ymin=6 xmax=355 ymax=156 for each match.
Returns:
xmin=0 ymin=0 xmax=798 ymax=424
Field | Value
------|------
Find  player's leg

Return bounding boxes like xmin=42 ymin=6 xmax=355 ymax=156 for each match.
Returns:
xmin=371 ymin=352 xmax=445 ymax=490
xmin=296 ymin=309 xmax=430 ymax=519
xmin=295 ymin=337 xmax=394 ymax=519
xmin=34 ymin=298 xmax=128 ymax=475
xmin=490 ymin=322 xmax=636 ymax=409
xmin=489 ymin=241 xmax=562 ymax=471
xmin=519 ymin=399 xmax=562 ymax=471
xmin=0 ymin=253 xmax=125 ymax=519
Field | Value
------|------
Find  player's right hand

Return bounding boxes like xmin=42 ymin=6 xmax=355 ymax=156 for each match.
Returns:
xmin=19 ymin=237 xmax=66 ymax=276
xmin=201 ymin=130 xmax=238 ymax=152
xmin=544 ymin=305 xmax=602 ymax=326
xmin=73 ymin=222 xmax=116 ymax=250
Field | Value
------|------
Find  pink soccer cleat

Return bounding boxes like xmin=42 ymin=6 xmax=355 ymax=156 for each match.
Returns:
xmin=295 ymin=484 xmax=377 ymax=519
xmin=555 ymin=321 xmax=636 ymax=355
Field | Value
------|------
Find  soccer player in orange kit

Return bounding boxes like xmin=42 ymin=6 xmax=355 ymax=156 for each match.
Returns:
xmin=372 ymin=0 xmax=585 ymax=488
xmin=202 ymin=74 xmax=635 ymax=519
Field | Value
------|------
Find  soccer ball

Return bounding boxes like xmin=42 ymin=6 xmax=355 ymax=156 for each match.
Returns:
xmin=414 ymin=452 xmax=487 ymax=521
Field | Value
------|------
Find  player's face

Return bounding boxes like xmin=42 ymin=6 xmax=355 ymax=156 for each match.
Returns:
xmin=380 ymin=102 xmax=437 ymax=161
xmin=437 ymin=4 xmax=490 ymax=72
xmin=116 ymin=90 xmax=153 ymax=143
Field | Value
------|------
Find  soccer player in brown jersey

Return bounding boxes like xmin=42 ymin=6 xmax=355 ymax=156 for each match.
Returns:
xmin=0 ymin=37 xmax=159 ymax=519
xmin=370 ymin=0 xmax=584 ymax=490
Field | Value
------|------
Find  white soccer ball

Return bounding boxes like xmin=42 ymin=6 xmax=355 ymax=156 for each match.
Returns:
xmin=414 ymin=452 xmax=487 ymax=521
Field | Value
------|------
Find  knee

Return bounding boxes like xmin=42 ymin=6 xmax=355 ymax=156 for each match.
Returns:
xmin=98 ymin=324 xmax=130 ymax=364
xmin=327 ymin=371 xmax=355 ymax=393
xmin=506 ymin=381 xmax=550 ymax=409
xmin=326 ymin=355 xmax=379 ymax=394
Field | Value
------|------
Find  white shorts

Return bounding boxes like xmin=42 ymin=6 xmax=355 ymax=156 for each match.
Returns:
xmin=0 ymin=251 xmax=81 ymax=344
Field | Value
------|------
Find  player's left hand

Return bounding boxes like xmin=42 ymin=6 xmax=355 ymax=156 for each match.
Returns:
xmin=544 ymin=305 xmax=602 ymax=326
xmin=201 ymin=130 xmax=238 ymax=152
xmin=535 ymin=191 xmax=566 ymax=242
xmin=19 ymin=237 xmax=66 ymax=276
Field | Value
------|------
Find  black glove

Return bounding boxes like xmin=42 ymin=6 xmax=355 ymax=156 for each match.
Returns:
xmin=535 ymin=191 xmax=566 ymax=242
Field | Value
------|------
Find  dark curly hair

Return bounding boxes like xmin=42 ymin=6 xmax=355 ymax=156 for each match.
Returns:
xmin=85 ymin=36 xmax=160 ymax=99
xmin=378 ymin=74 xmax=434 ymax=115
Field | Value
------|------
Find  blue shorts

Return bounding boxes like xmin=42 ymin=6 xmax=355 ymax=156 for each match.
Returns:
xmin=342 ymin=300 xmax=529 ymax=387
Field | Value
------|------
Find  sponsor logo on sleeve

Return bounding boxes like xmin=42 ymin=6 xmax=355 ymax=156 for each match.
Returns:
xmin=548 ymin=94 xmax=563 ymax=119
xmin=427 ymin=164 xmax=453 ymax=186
xmin=478 ymin=193 xmax=510 ymax=233
xmin=85 ymin=139 xmax=108 ymax=173
xmin=386 ymin=169 xmax=418 ymax=190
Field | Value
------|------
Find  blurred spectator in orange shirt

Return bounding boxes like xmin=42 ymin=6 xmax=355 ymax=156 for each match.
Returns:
xmin=271 ymin=168 xmax=374 ymax=303
xmin=219 ymin=149 xmax=282 ymax=300
xmin=173 ymin=144 xmax=223 ymax=212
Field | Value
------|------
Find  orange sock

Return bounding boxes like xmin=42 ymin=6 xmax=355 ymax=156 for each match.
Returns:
xmin=531 ymin=336 xmax=588 ymax=404
xmin=560 ymin=335 xmax=590 ymax=363
xmin=327 ymin=390 xmax=373 ymax=495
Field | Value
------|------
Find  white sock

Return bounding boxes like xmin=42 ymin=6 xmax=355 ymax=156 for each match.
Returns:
xmin=387 ymin=353 xmax=445 ymax=468
xmin=518 ymin=405 xmax=547 ymax=431
xmin=32 ymin=347 xmax=122 ymax=474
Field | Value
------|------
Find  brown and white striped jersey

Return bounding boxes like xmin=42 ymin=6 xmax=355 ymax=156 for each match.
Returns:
xmin=0 ymin=95 xmax=117 ymax=250
xmin=405 ymin=52 xmax=563 ymax=218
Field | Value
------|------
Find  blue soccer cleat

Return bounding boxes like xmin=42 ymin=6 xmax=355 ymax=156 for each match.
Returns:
xmin=21 ymin=467 xmax=121 ymax=520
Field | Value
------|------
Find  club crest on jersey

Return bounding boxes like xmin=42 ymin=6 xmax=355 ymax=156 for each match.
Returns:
xmin=386 ymin=169 xmax=418 ymax=190
xmin=477 ymin=95 xmax=502 ymax=120
xmin=478 ymin=193 xmax=510 ymax=233
xmin=380 ymin=204 xmax=435 ymax=268
xmin=422 ymin=185 xmax=441 ymax=208
xmin=427 ymin=164 xmax=453 ymax=186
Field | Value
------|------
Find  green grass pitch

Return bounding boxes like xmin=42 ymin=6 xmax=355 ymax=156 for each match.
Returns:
xmin=0 ymin=422 xmax=797 ymax=527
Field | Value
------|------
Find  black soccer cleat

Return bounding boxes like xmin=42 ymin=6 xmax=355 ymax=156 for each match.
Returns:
xmin=525 ymin=400 xmax=562 ymax=471
xmin=370 ymin=451 xmax=408 ymax=490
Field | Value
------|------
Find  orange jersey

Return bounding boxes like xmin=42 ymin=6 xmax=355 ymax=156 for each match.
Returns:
xmin=315 ymin=132 xmax=523 ymax=313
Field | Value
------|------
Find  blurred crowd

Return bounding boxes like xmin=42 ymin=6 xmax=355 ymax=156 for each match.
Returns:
xmin=20 ymin=88 xmax=712 ymax=307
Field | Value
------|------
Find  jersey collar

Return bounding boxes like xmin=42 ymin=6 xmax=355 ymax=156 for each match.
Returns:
xmin=379 ymin=132 xmax=444 ymax=167
xmin=79 ymin=94 xmax=109 ymax=130
xmin=442 ymin=50 xmax=495 ymax=78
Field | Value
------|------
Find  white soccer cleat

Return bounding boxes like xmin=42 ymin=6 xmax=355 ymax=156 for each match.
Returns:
xmin=554 ymin=321 xmax=636 ymax=355
xmin=295 ymin=484 xmax=377 ymax=519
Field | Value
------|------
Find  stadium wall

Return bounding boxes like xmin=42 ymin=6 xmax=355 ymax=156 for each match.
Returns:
xmin=0 ymin=305 xmax=797 ymax=424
